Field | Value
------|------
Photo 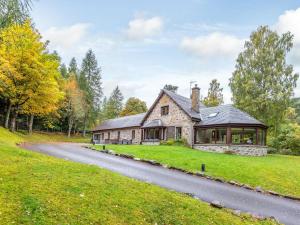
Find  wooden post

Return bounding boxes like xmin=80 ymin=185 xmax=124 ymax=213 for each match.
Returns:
xmin=226 ymin=127 xmax=231 ymax=145
xmin=256 ymin=128 xmax=259 ymax=145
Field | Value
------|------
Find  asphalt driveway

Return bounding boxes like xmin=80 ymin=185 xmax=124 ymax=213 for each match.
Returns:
xmin=24 ymin=143 xmax=300 ymax=225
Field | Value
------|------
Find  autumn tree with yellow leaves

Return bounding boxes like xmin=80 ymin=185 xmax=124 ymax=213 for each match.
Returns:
xmin=0 ymin=21 xmax=63 ymax=132
xmin=64 ymin=73 xmax=85 ymax=137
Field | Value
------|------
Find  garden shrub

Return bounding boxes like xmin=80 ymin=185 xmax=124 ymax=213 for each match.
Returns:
xmin=268 ymin=123 xmax=300 ymax=155
xmin=160 ymin=138 xmax=189 ymax=146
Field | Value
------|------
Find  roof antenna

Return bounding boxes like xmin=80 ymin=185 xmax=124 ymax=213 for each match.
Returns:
xmin=190 ymin=80 xmax=196 ymax=98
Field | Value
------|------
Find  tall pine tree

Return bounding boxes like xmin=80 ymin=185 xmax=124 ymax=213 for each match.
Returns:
xmin=68 ymin=57 xmax=78 ymax=77
xmin=104 ymin=86 xmax=124 ymax=119
xmin=79 ymin=49 xmax=103 ymax=135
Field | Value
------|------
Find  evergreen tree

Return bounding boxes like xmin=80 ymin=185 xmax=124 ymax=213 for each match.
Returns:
xmin=60 ymin=63 xmax=68 ymax=79
xmin=81 ymin=49 xmax=102 ymax=109
xmin=0 ymin=0 xmax=33 ymax=28
xmin=104 ymin=86 xmax=124 ymax=119
xmin=229 ymin=26 xmax=299 ymax=135
xmin=163 ymin=84 xmax=178 ymax=93
xmin=79 ymin=50 xmax=102 ymax=135
xmin=203 ymin=79 xmax=223 ymax=107
xmin=68 ymin=57 xmax=78 ymax=77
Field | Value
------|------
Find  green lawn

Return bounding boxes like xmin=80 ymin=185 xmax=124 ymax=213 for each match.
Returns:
xmin=100 ymin=144 xmax=300 ymax=197
xmin=0 ymin=127 xmax=276 ymax=224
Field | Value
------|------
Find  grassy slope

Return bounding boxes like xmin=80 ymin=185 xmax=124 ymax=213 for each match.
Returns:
xmin=0 ymin=127 xmax=275 ymax=225
xmin=103 ymin=145 xmax=300 ymax=197
xmin=0 ymin=128 xmax=91 ymax=144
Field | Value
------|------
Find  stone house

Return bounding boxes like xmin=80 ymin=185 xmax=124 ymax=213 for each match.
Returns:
xmin=93 ymin=85 xmax=268 ymax=156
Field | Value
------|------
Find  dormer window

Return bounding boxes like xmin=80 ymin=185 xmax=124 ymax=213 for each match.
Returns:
xmin=161 ymin=106 xmax=169 ymax=116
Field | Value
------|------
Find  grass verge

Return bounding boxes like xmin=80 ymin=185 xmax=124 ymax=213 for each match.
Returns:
xmin=98 ymin=144 xmax=300 ymax=197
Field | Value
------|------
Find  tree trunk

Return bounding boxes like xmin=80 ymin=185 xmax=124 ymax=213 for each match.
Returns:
xmin=4 ymin=101 xmax=12 ymax=129
xmin=68 ymin=117 xmax=73 ymax=138
xmin=82 ymin=113 xmax=87 ymax=137
xmin=28 ymin=115 xmax=34 ymax=135
xmin=10 ymin=111 xmax=17 ymax=132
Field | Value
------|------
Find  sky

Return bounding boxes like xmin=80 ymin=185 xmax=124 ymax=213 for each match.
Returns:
xmin=31 ymin=0 xmax=300 ymax=107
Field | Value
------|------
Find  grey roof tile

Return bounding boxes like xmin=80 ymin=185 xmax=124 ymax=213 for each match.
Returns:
xmin=163 ymin=89 xmax=205 ymax=120
xmin=198 ymin=104 xmax=266 ymax=126
xmin=93 ymin=113 xmax=146 ymax=131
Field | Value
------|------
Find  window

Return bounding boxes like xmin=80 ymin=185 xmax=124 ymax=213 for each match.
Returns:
xmin=195 ymin=127 xmax=266 ymax=145
xmin=102 ymin=133 xmax=104 ymax=140
xmin=257 ymin=129 xmax=266 ymax=145
xmin=144 ymin=128 xmax=161 ymax=140
xmin=161 ymin=106 xmax=169 ymax=116
xmin=243 ymin=128 xmax=257 ymax=145
xmin=108 ymin=132 xmax=110 ymax=140
xmin=195 ymin=128 xmax=226 ymax=144
xmin=231 ymin=128 xmax=257 ymax=145
xmin=175 ymin=127 xmax=182 ymax=140
xmin=117 ymin=131 xmax=120 ymax=140
xmin=231 ymin=128 xmax=243 ymax=144
xmin=132 ymin=130 xmax=135 ymax=139
xmin=208 ymin=112 xmax=219 ymax=118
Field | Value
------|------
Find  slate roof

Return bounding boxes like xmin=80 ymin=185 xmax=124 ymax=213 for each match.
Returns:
xmin=93 ymin=113 xmax=146 ymax=131
xmin=162 ymin=89 xmax=205 ymax=120
xmin=142 ymin=119 xmax=164 ymax=128
xmin=93 ymin=89 xmax=266 ymax=131
xmin=197 ymin=104 xmax=266 ymax=127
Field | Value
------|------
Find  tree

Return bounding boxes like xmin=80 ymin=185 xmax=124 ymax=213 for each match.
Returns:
xmin=163 ymin=84 xmax=178 ymax=93
xmin=81 ymin=49 xmax=102 ymax=109
xmin=0 ymin=21 xmax=62 ymax=131
xmin=64 ymin=74 xmax=85 ymax=137
xmin=21 ymin=53 xmax=64 ymax=134
xmin=0 ymin=0 xmax=33 ymax=28
xmin=203 ymin=79 xmax=224 ymax=107
xmin=104 ymin=86 xmax=124 ymax=119
xmin=68 ymin=57 xmax=78 ymax=77
xmin=229 ymin=26 xmax=299 ymax=135
xmin=120 ymin=97 xmax=147 ymax=116
xmin=79 ymin=49 xmax=103 ymax=136
xmin=60 ymin=63 xmax=68 ymax=79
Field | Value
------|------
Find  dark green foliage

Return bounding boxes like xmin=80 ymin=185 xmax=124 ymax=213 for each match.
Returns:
xmin=291 ymin=97 xmax=300 ymax=124
xmin=59 ymin=63 xmax=68 ymax=79
xmin=68 ymin=57 xmax=78 ymax=77
xmin=80 ymin=50 xmax=102 ymax=109
xmin=268 ymin=123 xmax=300 ymax=155
xmin=163 ymin=84 xmax=178 ymax=93
xmin=103 ymin=86 xmax=124 ymax=119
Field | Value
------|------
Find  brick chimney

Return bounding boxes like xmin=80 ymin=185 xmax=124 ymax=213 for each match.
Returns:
xmin=191 ymin=84 xmax=200 ymax=113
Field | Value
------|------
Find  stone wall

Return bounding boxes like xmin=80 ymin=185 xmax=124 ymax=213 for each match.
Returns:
xmin=144 ymin=93 xmax=194 ymax=145
xmin=193 ymin=144 xmax=268 ymax=156
xmin=93 ymin=127 xmax=142 ymax=144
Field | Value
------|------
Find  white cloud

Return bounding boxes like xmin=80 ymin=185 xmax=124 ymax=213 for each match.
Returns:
xmin=102 ymin=67 xmax=233 ymax=107
xmin=275 ymin=7 xmax=300 ymax=62
xmin=126 ymin=16 xmax=163 ymax=40
xmin=180 ymin=32 xmax=244 ymax=58
xmin=42 ymin=23 xmax=91 ymax=50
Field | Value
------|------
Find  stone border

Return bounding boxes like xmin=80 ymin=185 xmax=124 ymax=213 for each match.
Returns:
xmin=86 ymin=145 xmax=300 ymax=203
